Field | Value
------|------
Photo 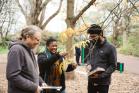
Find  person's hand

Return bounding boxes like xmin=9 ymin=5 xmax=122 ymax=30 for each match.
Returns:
xmin=90 ymin=73 xmax=99 ymax=78
xmin=59 ymin=52 xmax=68 ymax=57
xmin=71 ymin=63 xmax=77 ymax=69
xmin=41 ymin=83 xmax=47 ymax=87
xmin=35 ymin=86 xmax=42 ymax=93
xmin=86 ymin=64 xmax=91 ymax=73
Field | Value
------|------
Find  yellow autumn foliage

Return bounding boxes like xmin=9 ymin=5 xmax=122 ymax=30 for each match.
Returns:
xmin=65 ymin=28 xmax=75 ymax=37
xmin=59 ymin=28 xmax=75 ymax=43
xmin=77 ymin=24 xmax=90 ymax=32
xmin=59 ymin=24 xmax=90 ymax=43
xmin=59 ymin=32 xmax=68 ymax=43
xmin=72 ymin=40 xmax=90 ymax=49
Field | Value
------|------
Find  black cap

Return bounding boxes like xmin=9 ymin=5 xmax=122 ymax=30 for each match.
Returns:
xmin=87 ymin=24 xmax=102 ymax=35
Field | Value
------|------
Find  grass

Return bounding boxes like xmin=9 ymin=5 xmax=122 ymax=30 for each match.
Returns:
xmin=0 ymin=46 xmax=8 ymax=54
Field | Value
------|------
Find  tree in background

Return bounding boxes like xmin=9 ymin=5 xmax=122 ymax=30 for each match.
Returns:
xmin=99 ymin=0 xmax=139 ymax=47
xmin=16 ymin=0 xmax=63 ymax=29
xmin=60 ymin=0 xmax=96 ymax=58
xmin=0 ymin=0 xmax=17 ymax=47
xmin=98 ymin=0 xmax=139 ymax=56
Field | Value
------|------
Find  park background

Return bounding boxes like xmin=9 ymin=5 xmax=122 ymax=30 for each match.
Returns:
xmin=0 ymin=0 xmax=139 ymax=93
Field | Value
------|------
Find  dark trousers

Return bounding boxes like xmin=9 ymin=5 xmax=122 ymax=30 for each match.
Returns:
xmin=88 ymin=81 xmax=109 ymax=93
xmin=76 ymin=55 xmax=80 ymax=65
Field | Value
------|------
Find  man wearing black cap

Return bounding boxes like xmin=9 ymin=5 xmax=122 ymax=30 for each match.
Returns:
xmin=86 ymin=24 xmax=117 ymax=93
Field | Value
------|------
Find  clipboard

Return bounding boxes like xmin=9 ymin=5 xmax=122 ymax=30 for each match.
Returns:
xmin=41 ymin=86 xmax=62 ymax=90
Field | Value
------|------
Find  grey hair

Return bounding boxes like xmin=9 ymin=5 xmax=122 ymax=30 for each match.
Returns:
xmin=20 ymin=25 xmax=42 ymax=40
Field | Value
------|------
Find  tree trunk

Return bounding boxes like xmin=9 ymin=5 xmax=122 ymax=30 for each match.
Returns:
xmin=65 ymin=0 xmax=96 ymax=58
xmin=122 ymin=0 xmax=128 ymax=47
xmin=112 ymin=26 xmax=118 ymax=46
xmin=123 ymin=15 xmax=130 ymax=47
xmin=112 ymin=18 xmax=120 ymax=47
xmin=65 ymin=0 xmax=75 ymax=58
xmin=123 ymin=29 xmax=127 ymax=47
xmin=16 ymin=0 xmax=62 ymax=30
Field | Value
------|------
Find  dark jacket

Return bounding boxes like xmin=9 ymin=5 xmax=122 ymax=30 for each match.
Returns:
xmin=87 ymin=39 xmax=117 ymax=85
xmin=6 ymin=42 xmax=44 ymax=93
xmin=38 ymin=50 xmax=75 ymax=93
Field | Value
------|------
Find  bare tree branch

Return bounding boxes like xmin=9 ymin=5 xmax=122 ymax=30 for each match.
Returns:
xmin=41 ymin=0 xmax=63 ymax=29
xmin=0 ymin=28 xmax=2 ymax=39
xmin=5 ymin=8 xmax=15 ymax=37
xmin=113 ymin=9 xmax=122 ymax=19
xmin=0 ymin=4 xmax=8 ymax=39
xmin=102 ymin=0 xmax=138 ymax=31
xmin=28 ymin=0 xmax=36 ymax=13
xmin=38 ymin=0 xmax=51 ymax=26
xmin=32 ymin=0 xmax=42 ymax=25
xmin=73 ymin=0 xmax=96 ymax=24
xmin=128 ymin=0 xmax=139 ymax=14
xmin=100 ymin=0 xmax=123 ymax=27
xmin=0 ymin=0 xmax=16 ymax=40
xmin=15 ymin=0 xmax=26 ymax=17
xmin=0 ymin=0 xmax=5 ymax=12
xmin=39 ymin=6 xmax=46 ymax=27
xmin=40 ymin=0 xmax=51 ymax=11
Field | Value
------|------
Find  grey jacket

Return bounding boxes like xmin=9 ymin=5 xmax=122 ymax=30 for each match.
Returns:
xmin=6 ymin=42 xmax=44 ymax=93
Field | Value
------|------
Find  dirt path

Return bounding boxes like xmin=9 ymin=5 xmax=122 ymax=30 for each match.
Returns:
xmin=66 ymin=66 xmax=139 ymax=93
xmin=2 ymin=53 xmax=139 ymax=74
xmin=117 ymin=54 xmax=139 ymax=74
xmin=0 ymin=54 xmax=7 ymax=63
xmin=0 ymin=54 xmax=7 ymax=93
xmin=0 ymin=54 xmax=139 ymax=93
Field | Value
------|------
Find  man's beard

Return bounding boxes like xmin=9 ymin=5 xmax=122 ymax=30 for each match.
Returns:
xmin=90 ymin=38 xmax=102 ymax=46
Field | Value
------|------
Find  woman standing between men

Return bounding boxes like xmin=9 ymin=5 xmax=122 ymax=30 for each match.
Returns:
xmin=38 ymin=37 xmax=77 ymax=93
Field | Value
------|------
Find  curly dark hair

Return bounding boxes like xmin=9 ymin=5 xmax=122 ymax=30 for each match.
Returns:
xmin=87 ymin=24 xmax=103 ymax=35
xmin=46 ymin=37 xmax=57 ymax=46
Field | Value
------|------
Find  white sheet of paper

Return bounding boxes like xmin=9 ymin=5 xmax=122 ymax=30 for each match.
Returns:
xmin=41 ymin=86 xmax=62 ymax=90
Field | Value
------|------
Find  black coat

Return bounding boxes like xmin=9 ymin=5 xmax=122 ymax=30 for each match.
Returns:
xmin=87 ymin=39 xmax=117 ymax=85
xmin=38 ymin=50 xmax=75 ymax=93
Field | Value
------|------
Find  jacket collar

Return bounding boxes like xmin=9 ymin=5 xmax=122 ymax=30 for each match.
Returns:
xmin=96 ymin=38 xmax=107 ymax=48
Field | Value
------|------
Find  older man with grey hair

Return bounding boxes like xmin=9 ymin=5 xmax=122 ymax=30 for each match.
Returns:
xmin=6 ymin=25 xmax=46 ymax=93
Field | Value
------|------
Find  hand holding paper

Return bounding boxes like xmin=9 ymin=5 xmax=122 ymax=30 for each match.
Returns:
xmin=88 ymin=67 xmax=105 ymax=78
